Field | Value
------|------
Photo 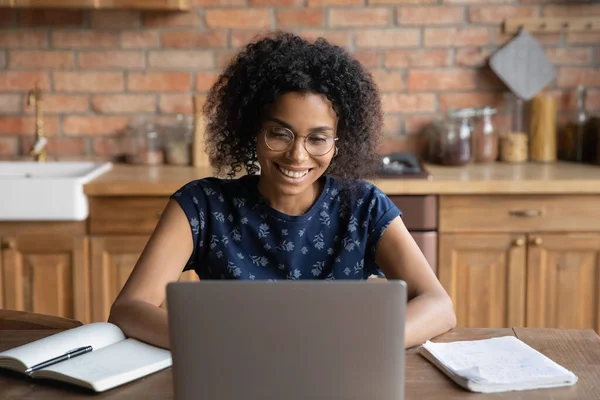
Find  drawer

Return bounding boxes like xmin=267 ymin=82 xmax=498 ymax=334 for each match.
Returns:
xmin=89 ymin=196 xmax=169 ymax=234
xmin=388 ymin=195 xmax=437 ymax=231
xmin=439 ymin=195 xmax=600 ymax=233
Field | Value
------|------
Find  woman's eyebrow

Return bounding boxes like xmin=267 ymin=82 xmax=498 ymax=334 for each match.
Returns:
xmin=268 ymin=117 xmax=334 ymax=132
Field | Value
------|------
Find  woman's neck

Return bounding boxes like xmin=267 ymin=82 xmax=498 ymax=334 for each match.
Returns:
xmin=257 ymin=179 xmax=324 ymax=216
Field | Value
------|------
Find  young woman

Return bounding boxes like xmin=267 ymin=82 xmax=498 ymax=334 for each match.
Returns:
xmin=108 ymin=31 xmax=456 ymax=350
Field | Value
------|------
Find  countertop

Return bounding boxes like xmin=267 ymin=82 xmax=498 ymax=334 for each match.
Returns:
xmin=83 ymin=161 xmax=600 ymax=196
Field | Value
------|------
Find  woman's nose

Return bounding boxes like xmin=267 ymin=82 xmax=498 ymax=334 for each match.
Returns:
xmin=285 ymin=137 xmax=309 ymax=161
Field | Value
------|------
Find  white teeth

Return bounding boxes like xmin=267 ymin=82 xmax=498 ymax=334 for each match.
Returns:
xmin=279 ymin=166 xmax=308 ymax=178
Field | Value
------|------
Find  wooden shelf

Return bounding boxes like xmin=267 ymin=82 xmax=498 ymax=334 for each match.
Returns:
xmin=0 ymin=0 xmax=192 ymax=10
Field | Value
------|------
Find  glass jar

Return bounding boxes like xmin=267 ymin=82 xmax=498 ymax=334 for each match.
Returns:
xmin=473 ymin=107 xmax=499 ymax=163
xmin=164 ymin=114 xmax=193 ymax=166
xmin=127 ymin=122 xmax=164 ymax=165
xmin=438 ymin=113 xmax=472 ymax=166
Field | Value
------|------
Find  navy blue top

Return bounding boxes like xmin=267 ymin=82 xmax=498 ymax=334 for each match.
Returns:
xmin=171 ymin=175 xmax=402 ymax=281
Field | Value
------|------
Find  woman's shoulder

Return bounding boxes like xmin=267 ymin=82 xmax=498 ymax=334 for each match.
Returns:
xmin=327 ymin=176 xmax=387 ymax=202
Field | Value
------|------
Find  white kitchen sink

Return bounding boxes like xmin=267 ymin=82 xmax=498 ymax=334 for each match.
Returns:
xmin=0 ymin=161 xmax=113 ymax=221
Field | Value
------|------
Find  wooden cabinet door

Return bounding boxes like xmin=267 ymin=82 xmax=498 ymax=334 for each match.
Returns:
xmin=90 ymin=236 xmax=198 ymax=322
xmin=438 ymin=233 xmax=527 ymax=329
xmin=0 ymin=234 xmax=90 ymax=323
xmin=526 ymin=233 xmax=600 ymax=333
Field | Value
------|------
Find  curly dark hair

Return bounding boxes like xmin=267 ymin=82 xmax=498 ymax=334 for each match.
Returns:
xmin=203 ymin=30 xmax=384 ymax=182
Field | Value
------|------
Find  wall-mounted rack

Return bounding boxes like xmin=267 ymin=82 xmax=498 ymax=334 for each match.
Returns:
xmin=504 ymin=17 xmax=600 ymax=34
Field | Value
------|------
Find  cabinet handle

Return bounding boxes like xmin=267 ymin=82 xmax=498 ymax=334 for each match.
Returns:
xmin=1 ymin=239 xmax=15 ymax=250
xmin=509 ymin=210 xmax=542 ymax=218
xmin=530 ymin=237 xmax=543 ymax=246
xmin=513 ymin=238 xmax=525 ymax=247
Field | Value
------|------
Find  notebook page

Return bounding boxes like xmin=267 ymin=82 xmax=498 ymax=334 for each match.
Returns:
xmin=421 ymin=336 xmax=577 ymax=385
xmin=0 ymin=322 xmax=125 ymax=370
xmin=34 ymin=338 xmax=172 ymax=392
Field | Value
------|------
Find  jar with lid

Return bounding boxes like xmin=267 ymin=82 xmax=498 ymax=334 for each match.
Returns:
xmin=473 ymin=107 xmax=498 ymax=163
xmin=127 ymin=121 xmax=165 ymax=165
xmin=438 ymin=112 xmax=472 ymax=166
xmin=164 ymin=114 xmax=193 ymax=166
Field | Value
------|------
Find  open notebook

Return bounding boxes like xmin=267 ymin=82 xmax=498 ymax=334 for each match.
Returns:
xmin=419 ymin=335 xmax=578 ymax=393
xmin=0 ymin=322 xmax=171 ymax=392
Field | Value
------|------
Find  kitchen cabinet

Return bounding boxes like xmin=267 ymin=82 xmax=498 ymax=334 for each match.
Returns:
xmin=438 ymin=195 xmax=600 ymax=333
xmin=0 ymin=0 xmax=191 ymax=10
xmin=0 ymin=222 xmax=90 ymax=324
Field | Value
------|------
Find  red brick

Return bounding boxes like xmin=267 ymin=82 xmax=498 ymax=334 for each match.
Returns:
xmin=195 ymin=72 xmax=220 ymax=92
xmin=79 ymin=51 xmax=145 ymax=69
xmin=21 ymin=137 xmax=87 ymax=157
xmin=329 ymin=8 xmax=391 ymax=27
xmin=308 ymin=0 xmax=362 ymax=6
xmin=205 ymin=9 xmax=272 ymax=29
xmin=0 ymin=31 xmax=47 ymax=48
xmin=298 ymin=30 xmax=351 ymax=47
xmin=230 ymin=30 xmax=271 ymax=47
xmin=477 ymin=68 xmax=506 ymax=90
xmin=18 ymin=10 xmax=83 ymax=26
xmin=161 ymin=31 xmax=228 ymax=48
xmin=0 ymin=72 xmax=50 ymax=91
xmin=51 ymin=30 xmax=119 ymax=48
xmin=378 ymin=135 xmax=425 ymax=156
xmin=159 ymin=94 xmax=198 ymax=114
xmin=398 ymin=6 xmax=464 ymax=25
xmin=8 ymin=50 xmax=74 ymax=69
xmin=371 ymin=70 xmax=404 ymax=91
xmin=121 ymin=31 xmax=159 ymax=48
xmin=556 ymin=67 xmax=600 ymax=89
xmin=544 ymin=48 xmax=591 ymax=66
xmin=24 ymin=95 xmax=89 ymax=114
xmin=354 ymin=29 xmax=420 ymax=48
xmin=438 ymin=92 xmax=503 ymax=111
xmin=371 ymin=0 xmax=435 ymax=4
xmin=542 ymin=4 xmax=600 ymax=17
xmin=0 ymin=137 xmax=17 ymax=156
xmin=91 ymin=10 xmax=141 ymax=29
xmin=455 ymin=48 xmax=493 ymax=67
xmin=351 ymin=51 xmax=381 ymax=68
xmin=566 ymin=32 xmax=600 ymax=45
xmin=216 ymin=50 xmax=239 ymax=68
xmin=382 ymin=115 xmax=401 ymax=134
xmin=148 ymin=51 xmax=214 ymax=69
xmin=53 ymin=72 xmax=124 ymax=93
xmin=381 ymin=93 xmax=436 ymax=113
xmin=62 ymin=116 xmax=129 ymax=136
xmin=588 ymin=90 xmax=600 ymax=112
xmin=91 ymin=95 xmax=156 ymax=114
xmin=128 ymin=72 xmax=192 ymax=92
xmin=404 ymin=115 xmax=436 ymax=135
xmin=142 ymin=11 xmax=200 ymax=27
xmin=424 ymin=27 xmax=489 ymax=47
xmin=194 ymin=0 xmax=247 ymax=6
xmin=0 ymin=10 xmax=15 ymax=27
xmin=384 ymin=49 xmax=450 ymax=68
xmin=0 ymin=117 xmax=58 ymax=135
xmin=252 ymin=0 xmax=303 ymax=6
xmin=0 ymin=94 xmax=22 ymax=114
xmin=468 ymin=6 xmax=537 ymax=23
xmin=408 ymin=69 xmax=478 ymax=91
xmin=92 ymin=137 xmax=125 ymax=157
xmin=277 ymin=9 xmax=323 ymax=28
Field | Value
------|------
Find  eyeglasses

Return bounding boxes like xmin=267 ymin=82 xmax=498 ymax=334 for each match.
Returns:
xmin=263 ymin=126 xmax=338 ymax=157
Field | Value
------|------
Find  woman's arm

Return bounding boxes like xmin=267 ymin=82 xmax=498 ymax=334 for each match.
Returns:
xmin=108 ymin=198 xmax=194 ymax=349
xmin=375 ymin=216 xmax=456 ymax=349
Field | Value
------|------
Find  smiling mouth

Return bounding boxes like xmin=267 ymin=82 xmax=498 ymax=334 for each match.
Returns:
xmin=275 ymin=163 xmax=311 ymax=179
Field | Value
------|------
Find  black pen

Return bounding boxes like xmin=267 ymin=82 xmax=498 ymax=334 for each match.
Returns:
xmin=25 ymin=345 xmax=93 ymax=373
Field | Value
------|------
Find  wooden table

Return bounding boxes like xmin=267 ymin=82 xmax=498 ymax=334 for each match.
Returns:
xmin=1 ymin=312 xmax=599 ymax=399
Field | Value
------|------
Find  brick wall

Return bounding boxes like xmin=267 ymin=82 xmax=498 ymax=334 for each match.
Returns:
xmin=0 ymin=2 xmax=598 ymax=161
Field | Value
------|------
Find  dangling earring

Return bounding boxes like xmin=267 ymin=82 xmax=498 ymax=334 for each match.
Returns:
xmin=334 ymin=147 xmax=338 ymax=157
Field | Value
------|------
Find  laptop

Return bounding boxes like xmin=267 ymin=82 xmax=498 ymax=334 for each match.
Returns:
xmin=166 ymin=280 xmax=407 ymax=400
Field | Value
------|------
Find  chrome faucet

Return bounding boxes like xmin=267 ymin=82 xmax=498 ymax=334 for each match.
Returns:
xmin=27 ymin=83 xmax=47 ymax=162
